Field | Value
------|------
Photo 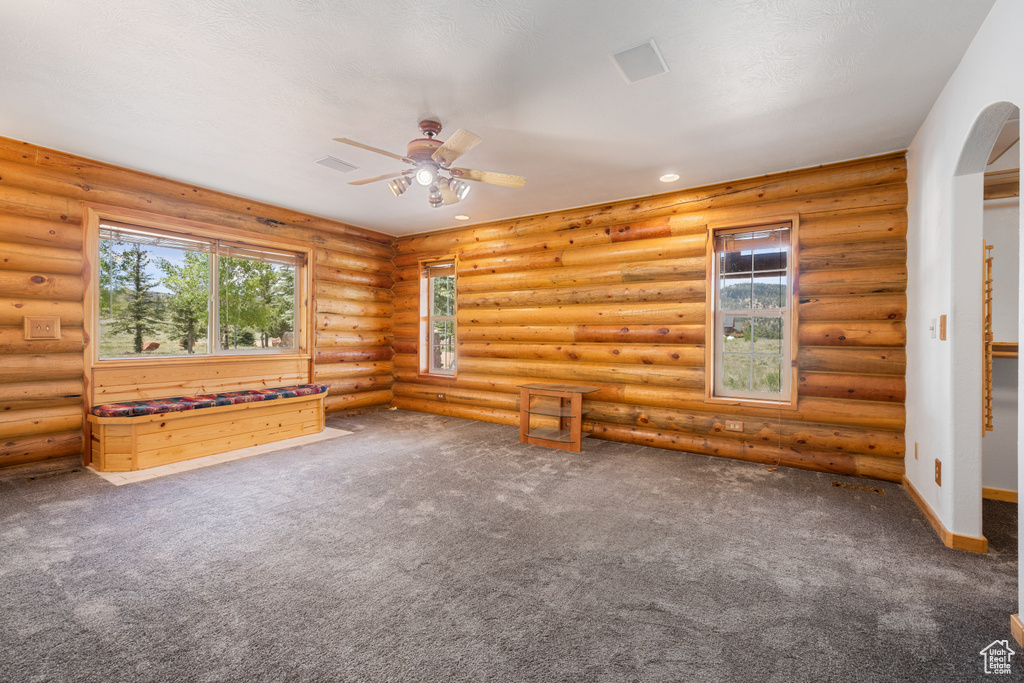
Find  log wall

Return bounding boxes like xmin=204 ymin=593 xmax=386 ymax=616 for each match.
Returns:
xmin=392 ymin=152 xmax=908 ymax=482
xmin=0 ymin=136 xmax=395 ymax=468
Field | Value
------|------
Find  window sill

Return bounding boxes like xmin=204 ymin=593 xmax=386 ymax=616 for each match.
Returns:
xmin=704 ymin=395 xmax=798 ymax=411
xmin=94 ymin=353 xmax=311 ymax=368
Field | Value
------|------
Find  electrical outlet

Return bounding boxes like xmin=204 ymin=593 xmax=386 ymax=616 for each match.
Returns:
xmin=437 ymin=393 xmax=445 ymax=400
xmin=939 ymin=315 xmax=947 ymax=341
xmin=725 ymin=421 xmax=743 ymax=432
xmin=914 ymin=442 xmax=918 ymax=460
xmin=935 ymin=459 xmax=941 ymax=486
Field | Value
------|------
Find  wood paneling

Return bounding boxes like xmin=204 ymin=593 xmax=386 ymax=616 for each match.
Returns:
xmin=393 ymin=152 xmax=908 ymax=481
xmin=0 ymin=135 xmax=394 ymax=467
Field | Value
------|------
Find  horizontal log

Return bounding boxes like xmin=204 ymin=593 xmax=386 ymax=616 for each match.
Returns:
xmin=315 ymin=347 xmax=393 ymax=364
xmin=666 ymin=182 xmax=908 ymax=235
xmin=315 ymin=264 xmax=395 ymax=290
xmin=798 ymin=209 xmax=907 ymax=246
xmin=0 ymin=326 xmax=85 ymax=354
xmin=0 ymin=213 xmax=83 ymax=250
xmin=457 ymin=324 xmax=704 ymax=344
xmin=392 ymin=397 xmax=519 ymax=426
xmin=393 ymin=383 xmax=519 ymax=412
xmin=324 ymin=390 xmax=393 ymax=413
xmin=396 ymin=153 xmax=905 ymax=253
xmin=799 ymin=239 xmax=906 ymax=271
xmin=316 ymin=247 xmax=392 ymax=275
xmin=393 ymin=353 xmax=417 ymax=369
xmin=315 ymin=313 xmax=393 ymax=332
xmin=314 ymin=361 xmax=394 ymax=380
xmin=458 ymin=301 xmax=704 ymax=326
xmin=323 ymin=374 xmax=394 ymax=395
xmin=0 ymin=298 xmax=84 ymax=327
xmin=456 ymin=257 xmax=705 ymax=295
xmin=0 ymin=405 xmax=83 ymax=439
xmin=0 ymin=429 xmax=83 ymax=468
xmin=457 ymin=341 xmax=704 ymax=367
xmin=584 ymin=401 xmax=904 ymax=458
xmin=392 ymin=310 xmax=418 ymax=327
xmin=316 ymin=297 xmax=393 ymax=319
xmin=392 ymin=280 xmax=419 ymax=298
xmin=456 ymin=356 xmax=703 ymax=389
xmin=459 ymin=281 xmax=705 ymax=309
xmin=0 ymin=139 xmax=392 ymax=246
xmin=0 ymin=379 xmax=84 ymax=412
xmin=798 ymin=371 xmax=905 ymax=403
xmin=797 ymin=347 xmax=906 ymax=376
xmin=799 ymin=265 xmax=907 ymax=296
xmin=586 ymin=422 xmax=868 ymax=479
xmin=0 ymin=241 xmax=83 ymax=275
xmin=315 ymin=280 xmax=393 ymax=304
xmin=855 ymin=453 xmax=906 ymax=481
xmin=392 ymin=340 xmax=417 ymax=355
xmin=314 ymin=330 xmax=391 ymax=348
xmin=799 ymin=321 xmax=906 ymax=347
xmin=798 ymin=293 xmax=906 ymax=322
xmin=0 ymin=271 xmax=83 ymax=301
xmin=395 ymin=370 xmax=904 ymax=430
xmin=0 ymin=352 xmax=83 ymax=382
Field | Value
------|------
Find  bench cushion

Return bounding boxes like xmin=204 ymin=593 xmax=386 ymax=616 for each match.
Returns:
xmin=91 ymin=384 xmax=329 ymax=418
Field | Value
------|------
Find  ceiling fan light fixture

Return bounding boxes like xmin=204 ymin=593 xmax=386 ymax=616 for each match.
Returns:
xmin=428 ymin=187 xmax=444 ymax=208
xmin=450 ymin=178 xmax=471 ymax=201
xmin=415 ymin=165 xmax=437 ymax=186
xmin=388 ymin=176 xmax=410 ymax=197
xmin=659 ymin=173 xmax=680 ymax=183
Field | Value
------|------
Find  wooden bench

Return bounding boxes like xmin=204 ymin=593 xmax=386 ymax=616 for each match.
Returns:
xmin=87 ymin=384 xmax=328 ymax=472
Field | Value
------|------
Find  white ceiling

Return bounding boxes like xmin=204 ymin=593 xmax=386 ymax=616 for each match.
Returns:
xmin=0 ymin=0 xmax=996 ymax=237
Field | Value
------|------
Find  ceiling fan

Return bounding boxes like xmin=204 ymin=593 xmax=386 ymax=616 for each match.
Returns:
xmin=334 ymin=120 xmax=526 ymax=208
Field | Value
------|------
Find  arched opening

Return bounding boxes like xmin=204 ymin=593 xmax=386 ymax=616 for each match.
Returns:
xmin=948 ymin=102 xmax=1018 ymax=546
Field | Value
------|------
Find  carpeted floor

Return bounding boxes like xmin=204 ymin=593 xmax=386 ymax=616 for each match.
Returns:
xmin=0 ymin=410 xmax=1017 ymax=682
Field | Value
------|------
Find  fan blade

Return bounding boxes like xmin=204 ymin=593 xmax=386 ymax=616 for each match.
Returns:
xmin=333 ymin=137 xmax=411 ymax=163
xmin=348 ymin=171 xmax=406 ymax=186
xmin=432 ymin=129 xmax=482 ymax=166
xmin=439 ymin=181 xmax=459 ymax=206
xmin=450 ymin=168 xmax=526 ymax=188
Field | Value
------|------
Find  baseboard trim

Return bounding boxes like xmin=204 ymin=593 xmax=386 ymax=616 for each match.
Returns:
xmin=983 ymin=487 xmax=1018 ymax=503
xmin=901 ymin=475 xmax=988 ymax=554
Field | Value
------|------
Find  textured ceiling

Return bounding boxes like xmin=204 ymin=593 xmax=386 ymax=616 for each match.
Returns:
xmin=0 ymin=0 xmax=996 ymax=236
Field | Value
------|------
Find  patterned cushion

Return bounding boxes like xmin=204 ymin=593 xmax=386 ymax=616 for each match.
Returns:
xmin=91 ymin=384 xmax=328 ymax=418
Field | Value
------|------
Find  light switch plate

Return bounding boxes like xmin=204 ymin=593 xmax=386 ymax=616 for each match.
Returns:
xmin=23 ymin=316 xmax=60 ymax=340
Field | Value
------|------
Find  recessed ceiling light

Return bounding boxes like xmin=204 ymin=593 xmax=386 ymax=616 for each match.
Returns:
xmin=454 ymin=215 xmax=470 ymax=221
xmin=660 ymin=173 xmax=680 ymax=183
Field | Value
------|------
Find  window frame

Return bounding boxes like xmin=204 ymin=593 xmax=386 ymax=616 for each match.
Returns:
xmin=418 ymin=258 xmax=458 ymax=378
xmin=704 ymin=216 xmax=800 ymax=409
xmin=84 ymin=205 xmax=313 ymax=367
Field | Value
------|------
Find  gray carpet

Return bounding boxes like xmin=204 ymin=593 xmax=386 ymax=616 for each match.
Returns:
xmin=0 ymin=410 xmax=1017 ymax=682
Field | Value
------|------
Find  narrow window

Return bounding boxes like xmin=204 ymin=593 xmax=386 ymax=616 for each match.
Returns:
xmin=709 ymin=221 xmax=796 ymax=403
xmin=420 ymin=261 xmax=456 ymax=376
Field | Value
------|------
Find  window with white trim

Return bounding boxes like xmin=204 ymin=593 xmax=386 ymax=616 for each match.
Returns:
xmin=711 ymin=222 xmax=793 ymax=401
xmin=97 ymin=221 xmax=302 ymax=359
xmin=420 ymin=261 xmax=456 ymax=376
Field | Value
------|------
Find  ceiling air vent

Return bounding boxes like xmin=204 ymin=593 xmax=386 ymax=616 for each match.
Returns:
xmin=315 ymin=156 xmax=359 ymax=173
xmin=610 ymin=39 xmax=669 ymax=84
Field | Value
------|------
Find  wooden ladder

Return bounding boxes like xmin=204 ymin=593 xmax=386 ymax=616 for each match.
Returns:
xmin=983 ymin=241 xmax=994 ymax=434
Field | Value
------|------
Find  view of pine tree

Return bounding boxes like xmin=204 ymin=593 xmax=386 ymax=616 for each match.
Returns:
xmin=98 ymin=239 xmax=122 ymax=321
xmin=719 ymin=281 xmax=786 ymax=312
xmin=159 ymin=252 xmax=210 ymax=353
xmin=218 ymin=256 xmax=295 ymax=348
xmin=109 ymin=244 xmax=163 ymax=353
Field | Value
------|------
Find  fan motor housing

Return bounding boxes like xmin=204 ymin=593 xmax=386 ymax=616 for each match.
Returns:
xmin=406 ymin=137 xmax=443 ymax=164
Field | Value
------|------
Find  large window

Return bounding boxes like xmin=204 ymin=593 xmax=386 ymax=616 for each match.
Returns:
xmin=97 ymin=221 xmax=302 ymax=359
xmin=709 ymin=221 xmax=796 ymax=403
xmin=420 ymin=261 xmax=456 ymax=376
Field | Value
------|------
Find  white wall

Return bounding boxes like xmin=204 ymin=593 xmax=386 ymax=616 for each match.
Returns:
xmin=905 ymin=0 xmax=1022 ymax=547
xmin=983 ymin=194 xmax=1019 ymax=494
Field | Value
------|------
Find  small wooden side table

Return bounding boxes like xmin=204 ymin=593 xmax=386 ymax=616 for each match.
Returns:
xmin=518 ymin=382 xmax=599 ymax=453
